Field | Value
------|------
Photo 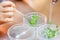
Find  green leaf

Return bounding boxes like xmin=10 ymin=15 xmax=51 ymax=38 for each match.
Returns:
xmin=48 ymin=21 xmax=53 ymax=24
xmin=43 ymin=27 xmax=56 ymax=39
xmin=29 ymin=15 xmax=38 ymax=26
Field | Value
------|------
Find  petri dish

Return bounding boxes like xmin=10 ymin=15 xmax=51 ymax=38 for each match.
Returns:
xmin=38 ymin=24 xmax=60 ymax=40
xmin=23 ymin=12 xmax=47 ymax=27
xmin=7 ymin=24 xmax=34 ymax=40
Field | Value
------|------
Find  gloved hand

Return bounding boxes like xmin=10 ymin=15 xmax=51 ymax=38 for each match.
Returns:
xmin=0 ymin=1 xmax=15 ymax=24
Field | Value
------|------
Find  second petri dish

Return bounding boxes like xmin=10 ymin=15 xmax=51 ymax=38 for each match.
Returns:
xmin=38 ymin=24 xmax=60 ymax=40
xmin=7 ymin=24 xmax=35 ymax=40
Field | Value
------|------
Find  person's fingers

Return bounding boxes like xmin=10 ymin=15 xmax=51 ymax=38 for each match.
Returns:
xmin=0 ymin=20 xmax=7 ymax=23
xmin=0 ymin=12 xmax=14 ymax=23
xmin=0 ymin=7 xmax=14 ymax=12
xmin=0 ymin=17 xmax=14 ymax=22
xmin=0 ymin=12 xmax=14 ymax=18
xmin=3 ymin=12 xmax=14 ymax=16
xmin=0 ymin=1 xmax=16 ymax=23
xmin=1 ymin=1 xmax=16 ymax=8
xmin=4 ymin=17 xmax=14 ymax=22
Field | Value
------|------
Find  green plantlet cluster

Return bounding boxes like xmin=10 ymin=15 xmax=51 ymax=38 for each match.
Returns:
xmin=42 ymin=25 xmax=59 ymax=39
xmin=29 ymin=15 xmax=38 ymax=26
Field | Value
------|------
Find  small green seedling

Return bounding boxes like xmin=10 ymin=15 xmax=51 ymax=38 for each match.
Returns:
xmin=41 ymin=24 xmax=59 ymax=39
xmin=29 ymin=15 xmax=38 ymax=26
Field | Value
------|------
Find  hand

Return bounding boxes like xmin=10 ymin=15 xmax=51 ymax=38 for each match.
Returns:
xmin=0 ymin=1 xmax=15 ymax=35
xmin=0 ymin=1 xmax=15 ymax=24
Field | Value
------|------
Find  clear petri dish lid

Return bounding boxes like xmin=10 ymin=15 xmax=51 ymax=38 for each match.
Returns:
xmin=38 ymin=24 xmax=60 ymax=40
xmin=23 ymin=12 xmax=47 ymax=27
xmin=7 ymin=24 xmax=34 ymax=40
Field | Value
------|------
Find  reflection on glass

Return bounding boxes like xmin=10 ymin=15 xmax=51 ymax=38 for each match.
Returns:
xmin=8 ymin=24 xmax=34 ymax=40
xmin=23 ymin=12 xmax=47 ymax=27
